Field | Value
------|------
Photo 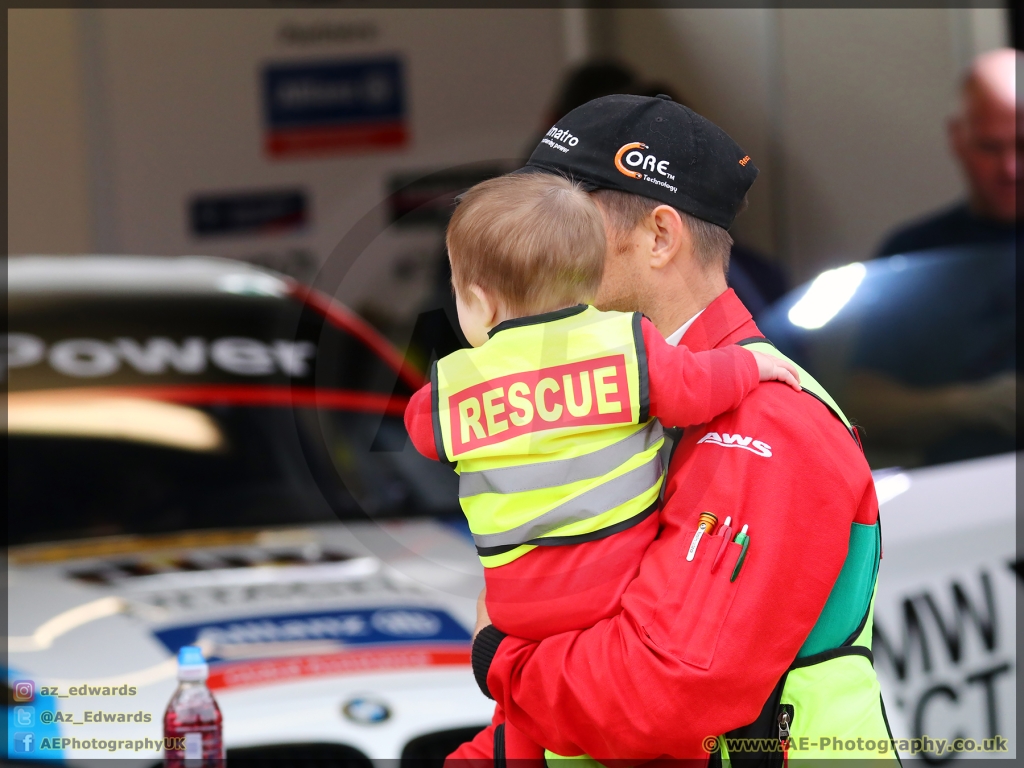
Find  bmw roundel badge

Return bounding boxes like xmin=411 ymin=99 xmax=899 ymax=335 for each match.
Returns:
xmin=342 ymin=697 xmax=391 ymax=725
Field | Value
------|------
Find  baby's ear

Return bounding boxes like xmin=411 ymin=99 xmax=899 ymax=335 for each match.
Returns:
xmin=469 ymin=284 xmax=500 ymax=325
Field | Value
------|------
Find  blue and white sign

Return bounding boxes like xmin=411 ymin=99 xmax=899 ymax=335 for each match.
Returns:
xmin=154 ymin=607 xmax=469 ymax=661
xmin=262 ymin=56 xmax=407 ymax=158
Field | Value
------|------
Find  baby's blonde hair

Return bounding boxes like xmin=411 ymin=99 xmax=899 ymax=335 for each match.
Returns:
xmin=446 ymin=172 xmax=606 ymax=317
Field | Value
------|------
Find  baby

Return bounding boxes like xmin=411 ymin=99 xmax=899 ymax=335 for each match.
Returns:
xmin=403 ymin=172 xmax=799 ymax=764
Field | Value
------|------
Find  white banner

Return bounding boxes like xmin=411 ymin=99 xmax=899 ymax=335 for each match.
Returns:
xmin=873 ymin=453 xmax=1017 ymax=761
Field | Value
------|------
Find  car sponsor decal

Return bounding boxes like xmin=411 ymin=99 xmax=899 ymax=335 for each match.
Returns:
xmin=206 ymin=648 xmax=470 ymax=691
xmin=68 ymin=547 xmax=360 ymax=586
xmin=136 ymin=572 xmax=430 ymax=615
xmin=154 ymin=607 xmax=470 ymax=658
xmin=153 ymin=607 xmax=471 ymax=690
xmin=7 ymin=334 xmax=317 ymax=379
xmin=11 ymin=529 xmax=274 ymax=566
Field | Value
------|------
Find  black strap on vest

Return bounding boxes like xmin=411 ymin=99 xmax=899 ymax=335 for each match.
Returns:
xmin=720 ymin=645 xmax=876 ymax=768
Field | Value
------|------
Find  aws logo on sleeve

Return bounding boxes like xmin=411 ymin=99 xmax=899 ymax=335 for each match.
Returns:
xmin=696 ymin=431 xmax=772 ymax=457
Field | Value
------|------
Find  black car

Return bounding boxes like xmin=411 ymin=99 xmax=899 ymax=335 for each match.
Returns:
xmin=757 ymin=243 xmax=1016 ymax=469
xmin=7 ymin=255 xmax=461 ymax=547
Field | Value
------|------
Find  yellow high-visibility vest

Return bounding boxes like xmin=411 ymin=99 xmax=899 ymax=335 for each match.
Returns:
xmin=431 ymin=305 xmax=664 ymax=568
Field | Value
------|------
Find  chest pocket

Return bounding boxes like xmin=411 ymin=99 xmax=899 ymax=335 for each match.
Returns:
xmin=644 ymin=525 xmax=744 ymax=668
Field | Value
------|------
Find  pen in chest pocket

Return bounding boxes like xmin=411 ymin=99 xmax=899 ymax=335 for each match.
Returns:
xmin=685 ymin=512 xmax=718 ymax=561
xmin=710 ymin=516 xmax=734 ymax=571
xmin=730 ymin=524 xmax=751 ymax=582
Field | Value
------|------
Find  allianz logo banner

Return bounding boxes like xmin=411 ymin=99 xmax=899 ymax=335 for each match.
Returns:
xmin=154 ymin=607 xmax=470 ymax=662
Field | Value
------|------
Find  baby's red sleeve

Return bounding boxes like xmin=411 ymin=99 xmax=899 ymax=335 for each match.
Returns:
xmin=641 ymin=317 xmax=760 ymax=428
xmin=404 ymin=383 xmax=439 ymax=461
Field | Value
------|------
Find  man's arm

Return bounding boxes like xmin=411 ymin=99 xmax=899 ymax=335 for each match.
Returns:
xmin=476 ymin=389 xmax=872 ymax=759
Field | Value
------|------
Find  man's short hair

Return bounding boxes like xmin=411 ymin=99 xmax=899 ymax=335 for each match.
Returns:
xmin=447 ymin=173 xmax=606 ymax=316
xmin=591 ymin=188 xmax=736 ymax=274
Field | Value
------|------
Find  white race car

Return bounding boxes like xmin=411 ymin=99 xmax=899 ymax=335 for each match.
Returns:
xmin=6 ymin=256 xmax=492 ymax=765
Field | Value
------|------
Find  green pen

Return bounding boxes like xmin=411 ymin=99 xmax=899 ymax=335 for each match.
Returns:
xmin=730 ymin=524 xmax=750 ymax=582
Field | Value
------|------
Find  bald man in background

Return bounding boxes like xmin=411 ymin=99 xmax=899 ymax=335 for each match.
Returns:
xmin=847 ymin=48 xmax=1018 ymax=467
xmin=876 ymin=47 xmax=1019 ymax=256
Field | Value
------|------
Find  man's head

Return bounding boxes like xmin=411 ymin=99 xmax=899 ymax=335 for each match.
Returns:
xmin=588 ymin=189 xmax=734 ymax=322
xmin=521 ymin=93 xmax=756 ymax=331
xmin=446 ymin=173 xmax=605 ymax=346
xmin=949 ymin=48 xmax=1021 ymax=223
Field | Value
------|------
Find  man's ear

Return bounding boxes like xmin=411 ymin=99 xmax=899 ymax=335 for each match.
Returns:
xmin=648 ymin=205 xmax=689 ymax=270
xmin=468 ymin=284 xmax=501 ymax=329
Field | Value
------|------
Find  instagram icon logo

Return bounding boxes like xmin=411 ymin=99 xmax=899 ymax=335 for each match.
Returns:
xmin=12 ymin=680 xmax=34 ymax=702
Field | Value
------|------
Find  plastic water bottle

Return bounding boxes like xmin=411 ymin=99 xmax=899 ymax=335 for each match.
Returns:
xmin=164 ymin=646 xmax=224 ymax=766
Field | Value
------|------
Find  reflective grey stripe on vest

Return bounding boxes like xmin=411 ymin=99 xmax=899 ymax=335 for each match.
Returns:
xmin=459 ymin=421 xmax=665 ymax=498
xmin=470 ymin=452 xmax=664 ymax=550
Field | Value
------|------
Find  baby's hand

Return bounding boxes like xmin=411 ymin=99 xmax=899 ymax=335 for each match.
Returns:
xmin=750 ymin=350 xmax=802 ymax=391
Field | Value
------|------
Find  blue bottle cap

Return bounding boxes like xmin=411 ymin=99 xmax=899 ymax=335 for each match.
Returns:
xmin=176 ymin=645 xmax=209 ymax=681
xmin=178 ymin=646 xmax=205 ymax=666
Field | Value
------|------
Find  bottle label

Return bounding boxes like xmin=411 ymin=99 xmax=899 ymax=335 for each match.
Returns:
xmin=184 ymin=732 xmax=202 ymax=760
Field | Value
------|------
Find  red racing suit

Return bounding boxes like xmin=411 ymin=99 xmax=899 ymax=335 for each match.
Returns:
xmin=468 ymin=289 xmax=880 ymax=762
xmin=404 ymin=306 xmax=763 ymax=764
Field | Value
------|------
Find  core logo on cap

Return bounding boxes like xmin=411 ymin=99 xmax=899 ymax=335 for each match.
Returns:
xmin=614 ymin=142 xmax=678 ymax=192
xmin=614 ymin=142 xmax=647 ymax=179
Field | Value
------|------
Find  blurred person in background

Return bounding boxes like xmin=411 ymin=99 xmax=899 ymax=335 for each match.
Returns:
xmin=844 ymin=48 xmax=1019 ymax=466
xmin=876 ymin=47 xmax=1019 ymax=256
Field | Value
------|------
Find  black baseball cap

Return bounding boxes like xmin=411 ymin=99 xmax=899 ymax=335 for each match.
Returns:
xmin=520 ymin=93 xmax=758 ymax=230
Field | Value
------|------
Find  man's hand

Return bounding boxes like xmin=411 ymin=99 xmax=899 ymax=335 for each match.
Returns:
xmin=954 ymin=371 xmax=1017 ymax=435
xmin=750 ymin=350 xmax=802 ymax=391
xmin=846 ymin=370 xmax=1018 ymax=446
xmin=473 ymin=587 xmax=490 ymax=642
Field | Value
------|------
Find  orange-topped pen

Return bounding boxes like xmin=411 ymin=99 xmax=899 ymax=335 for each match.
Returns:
xmin=685 ymin=512 xmax=718 ymax=561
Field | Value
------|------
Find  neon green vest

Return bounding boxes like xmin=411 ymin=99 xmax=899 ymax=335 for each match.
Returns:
xmin=718 ymin=340 xmax=899 ymax=766
xmin=430 ymin=305 xmax=664 ymax=568
xmin=544 ymin=339 xmax=899 ymax=767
